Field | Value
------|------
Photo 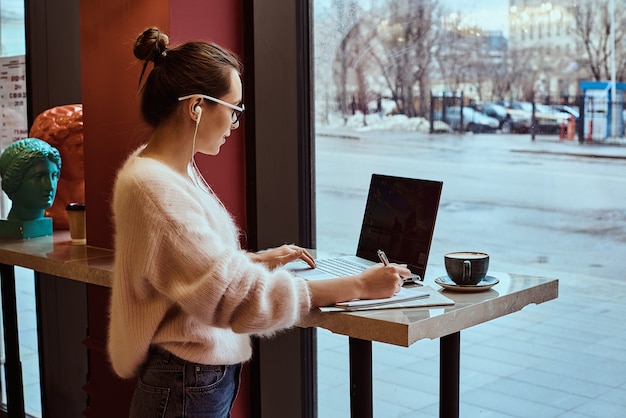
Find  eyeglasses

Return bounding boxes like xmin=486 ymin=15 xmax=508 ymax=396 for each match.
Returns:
xmin=178 ymin=94 xmax=245 ymax=125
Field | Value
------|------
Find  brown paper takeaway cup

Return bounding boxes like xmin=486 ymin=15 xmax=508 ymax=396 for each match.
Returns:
xmin=66 ymin=203 xmax=86 ymax=245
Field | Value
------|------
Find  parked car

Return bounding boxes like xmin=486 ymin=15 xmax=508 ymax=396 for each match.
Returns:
xmin=473 ymin=103 xmax=531 ymax=133
xmin=551 ymin=104 xmax=580 ymax=121
xmin=440 ymin=106 xmax=500 ymax=133
xmin=505 ymin=101 xmax=569 ymax=134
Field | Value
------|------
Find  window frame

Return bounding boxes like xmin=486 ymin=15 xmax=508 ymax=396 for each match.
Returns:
xmin=245 ymin=1 xmax=317 ymax=417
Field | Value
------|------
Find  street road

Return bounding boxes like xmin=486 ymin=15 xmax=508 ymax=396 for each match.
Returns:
xmin=315 ymin=132 xmax=626 ymax=281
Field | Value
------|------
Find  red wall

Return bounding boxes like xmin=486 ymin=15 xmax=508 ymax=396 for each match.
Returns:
xmin=82 ymin=1 xmax=247 ymax=249
xmin=80 ymin=1 xmax=249 ymax=416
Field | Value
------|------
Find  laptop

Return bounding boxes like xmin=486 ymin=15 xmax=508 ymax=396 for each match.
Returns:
xmin=288 ymin=174 xmax=443 ymax=282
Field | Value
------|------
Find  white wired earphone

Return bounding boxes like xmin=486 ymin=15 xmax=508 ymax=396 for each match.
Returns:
xmin=190 ymin=104 xmax=202 ymax=167
xmin=189 ymin=104 xmax=204 ymax=187
xmin=188 ymin=103 xmax=222 ymax=205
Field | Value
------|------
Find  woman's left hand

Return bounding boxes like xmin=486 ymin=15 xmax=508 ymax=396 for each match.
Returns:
xmin=250 ymin=244 xmax=315 ymax=270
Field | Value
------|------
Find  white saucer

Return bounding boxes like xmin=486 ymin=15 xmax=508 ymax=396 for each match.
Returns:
xmin=434 ymin=276 xmax=499 ymax=292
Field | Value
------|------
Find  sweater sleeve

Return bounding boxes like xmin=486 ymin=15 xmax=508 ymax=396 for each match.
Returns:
xmin=114 ymin=161 xmax=311 ymax=336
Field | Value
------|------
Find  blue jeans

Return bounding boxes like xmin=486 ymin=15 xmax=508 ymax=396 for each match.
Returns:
xmin=129 ymin=348 xmax=242 ymax=418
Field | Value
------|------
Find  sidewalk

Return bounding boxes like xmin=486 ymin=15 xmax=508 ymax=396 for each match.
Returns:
xmin=513 ymin=135 xmax=626 ymax=160
xmin=316 ymin=124 xmax=626 ymax=161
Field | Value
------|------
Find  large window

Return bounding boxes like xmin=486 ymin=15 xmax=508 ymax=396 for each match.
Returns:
xmin=312 ymin=0 xmax=625 ymax=416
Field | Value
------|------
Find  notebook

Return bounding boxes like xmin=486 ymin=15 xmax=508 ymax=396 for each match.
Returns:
xmin=319 ymin=285 xmax=455 ymax=312
xmin=288 ymin=174 xmax=443 ymax=282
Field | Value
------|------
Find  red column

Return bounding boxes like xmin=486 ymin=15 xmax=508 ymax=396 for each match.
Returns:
xmin=80 ymin=1 xmax=248 ymax=416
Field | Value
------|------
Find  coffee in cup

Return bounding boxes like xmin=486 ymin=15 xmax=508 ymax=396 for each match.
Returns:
xmin=444 ymin=252 xmax=489 ymax=285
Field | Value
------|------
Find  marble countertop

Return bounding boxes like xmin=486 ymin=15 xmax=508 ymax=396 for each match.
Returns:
xmin=0 ymin=231 xmax=113 ymax=287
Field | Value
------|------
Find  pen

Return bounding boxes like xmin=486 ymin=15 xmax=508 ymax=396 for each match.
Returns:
xmin=377 ymin=249 xmax=390 ymax=266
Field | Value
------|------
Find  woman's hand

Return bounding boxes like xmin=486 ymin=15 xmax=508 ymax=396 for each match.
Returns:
xmin=355 ymin=263 xmax=411 ymax=300
xmin=249 ymin=244 xmax=315 ymax=270
xmin=307 ymin=263 xmax=411 ymax=307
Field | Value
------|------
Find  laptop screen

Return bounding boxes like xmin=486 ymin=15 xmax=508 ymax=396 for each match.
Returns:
xmin=355 ymin=174 xmax=443 ymax=280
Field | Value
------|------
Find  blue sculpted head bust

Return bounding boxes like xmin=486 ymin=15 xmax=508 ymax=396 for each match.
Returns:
xmin=0 ymin=138 xmax=62 ymax=221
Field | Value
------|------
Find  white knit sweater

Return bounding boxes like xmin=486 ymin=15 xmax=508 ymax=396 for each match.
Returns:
xmin=108 ymin=151 xmax=312 ymax=379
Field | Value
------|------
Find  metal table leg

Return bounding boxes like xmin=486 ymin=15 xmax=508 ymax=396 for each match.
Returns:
xmin=349 ymin=337 xmax=373 ymax=418
xmin=1 ymin=263 xmax=25 ymax=417
xmin=349 ymin=332 xmax=461 ymax=418
xmin=440 ymin=331 xmax=460 ymax=418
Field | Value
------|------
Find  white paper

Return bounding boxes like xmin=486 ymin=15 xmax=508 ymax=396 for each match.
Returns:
xmin=334 ymin=287 xmax=430 ymax=309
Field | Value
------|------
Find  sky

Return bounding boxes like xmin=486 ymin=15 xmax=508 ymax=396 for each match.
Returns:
xmin=444 ymin=0 xmax=509 ymax=35
xmin=314 ymin=0 xmax=510 ymax=36
xmin=0 ymin=0 xmax=23 ymax=16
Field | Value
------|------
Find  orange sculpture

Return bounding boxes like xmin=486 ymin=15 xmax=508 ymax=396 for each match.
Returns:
xmin=29 ymin=104 xmax=84 ymax=229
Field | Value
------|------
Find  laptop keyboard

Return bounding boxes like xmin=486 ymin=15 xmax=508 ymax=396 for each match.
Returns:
xmin=315 ymin=258 xmax=367 ymax=277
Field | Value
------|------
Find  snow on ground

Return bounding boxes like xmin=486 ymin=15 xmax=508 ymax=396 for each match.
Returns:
xmin=321 ymin=112 xmax=451 ymax=133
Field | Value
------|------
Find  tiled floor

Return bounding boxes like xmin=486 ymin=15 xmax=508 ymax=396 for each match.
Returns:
xmin=317 ymin=264 xmax=626 ymax=417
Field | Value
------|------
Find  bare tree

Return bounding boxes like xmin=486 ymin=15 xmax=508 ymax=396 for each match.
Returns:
xmin=570 ymin=0 xmax=626 ymax=81
xmin=373 ymin=0 xmax=441 ymax=117
xmin=331 ymin=13 xmax=382 ymax=123
xmin=329 ymin=0 xmax=362 ymax=121
xmin=505 ymin=47 xmax=544 ymax=102
xmin=434 ymin=27 xmax=489 ymax=97
xmin=329 ymin=0 xmax=443 ymax=120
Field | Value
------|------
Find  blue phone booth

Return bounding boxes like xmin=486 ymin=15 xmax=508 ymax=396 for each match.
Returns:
xmin=579 ymin=81 xmax=626 ymax=141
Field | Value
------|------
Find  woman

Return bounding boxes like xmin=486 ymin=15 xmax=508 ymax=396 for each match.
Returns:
xmin=108 ymin=27 xmax=410 ymax=418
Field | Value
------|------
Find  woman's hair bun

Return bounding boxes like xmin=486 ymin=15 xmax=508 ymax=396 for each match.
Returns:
xmin=133 ymin=27 xmax=169 ymax=63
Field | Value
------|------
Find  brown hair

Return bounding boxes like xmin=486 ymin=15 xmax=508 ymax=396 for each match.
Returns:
xmin=133 ymin=27 xmax=242 ymax=127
